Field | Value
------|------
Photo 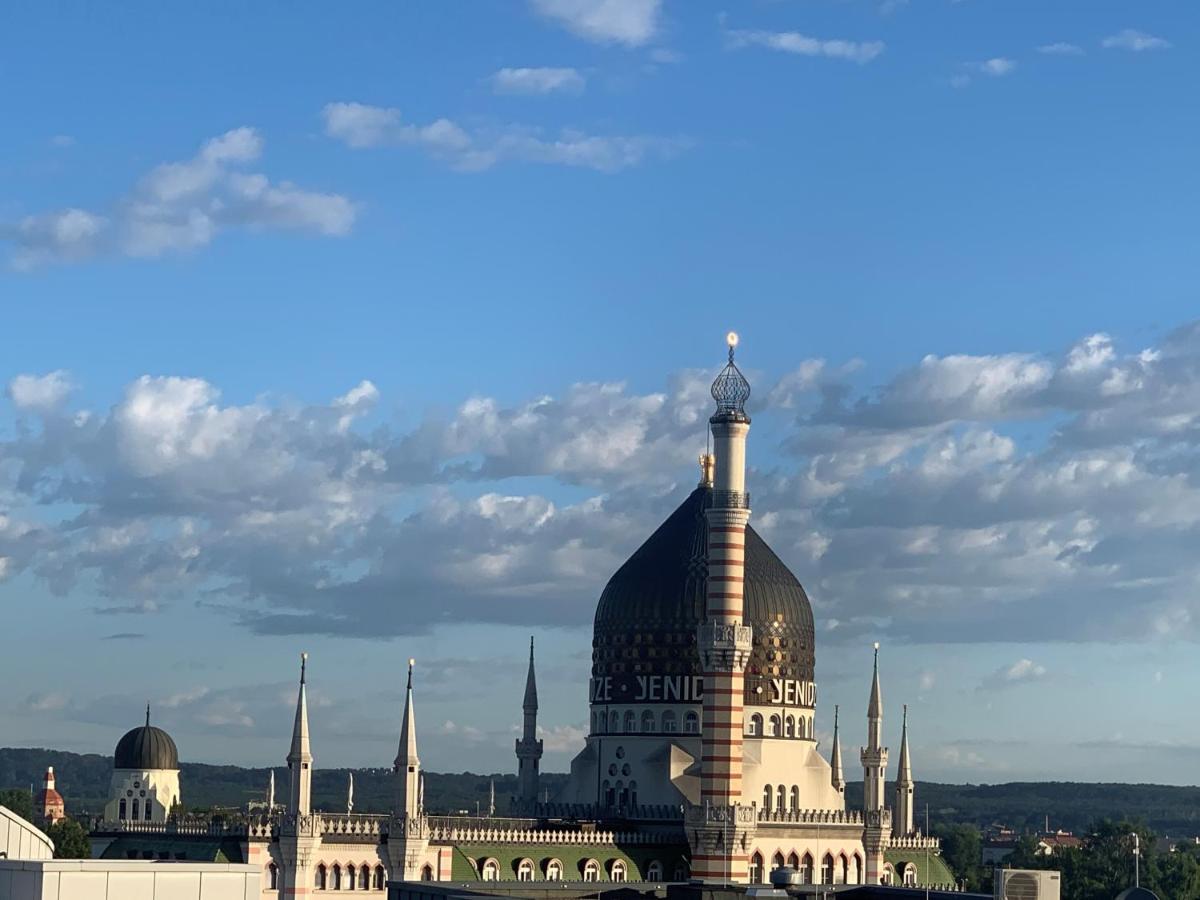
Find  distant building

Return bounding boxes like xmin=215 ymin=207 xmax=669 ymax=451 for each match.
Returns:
xmin=34 ymin=767 xmax=65 ymax=825
xmin=102 ymin=706 xmax=181 ymax=824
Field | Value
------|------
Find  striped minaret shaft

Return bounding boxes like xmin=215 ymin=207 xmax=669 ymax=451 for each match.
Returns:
xmin=692 ymin=334 xmax=755 ymax=883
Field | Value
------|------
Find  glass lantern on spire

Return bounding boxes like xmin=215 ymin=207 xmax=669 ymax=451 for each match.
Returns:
xmin=710 ymin=331 xmax=751 ymax=422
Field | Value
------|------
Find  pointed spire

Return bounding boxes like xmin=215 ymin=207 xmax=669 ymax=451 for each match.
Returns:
xmin=897 ymin=704 xmax=912 ymax=784
xmin=868 ymin=642 xmax=883 ymax=719
xmin=397 ymin=658 xmax=419 ymax=769
xmin=831 ymin=705 xmax=845 ymax=792
xmin=287 ymin=652 xmax=313 ymax=815
xmin=146 ymin=703 xmax=151 ymax=727
xmin=523 ymin=636 xmax=539 ymax=711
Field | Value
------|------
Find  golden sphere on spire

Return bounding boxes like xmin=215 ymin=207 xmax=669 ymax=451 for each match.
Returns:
xmin=726 ymin=331 xmax=739 ymax=348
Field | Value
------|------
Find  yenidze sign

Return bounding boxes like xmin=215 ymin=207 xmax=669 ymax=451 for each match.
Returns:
xmin=590 ymin=675 xmax=816 ymax=708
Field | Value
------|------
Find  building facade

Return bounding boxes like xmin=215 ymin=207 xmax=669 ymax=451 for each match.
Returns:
xmin=88 ymin=336 xmax=954 ymax=892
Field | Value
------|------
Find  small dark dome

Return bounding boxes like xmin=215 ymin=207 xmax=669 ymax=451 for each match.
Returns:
xmin=593 ymin=486 xmax=815 ymax=702
xmin=114 ymin=723 xmax=179 ymax=770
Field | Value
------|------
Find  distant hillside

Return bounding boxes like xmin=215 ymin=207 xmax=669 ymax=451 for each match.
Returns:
xmin=4 ymin=747 xmax=1199 ymax=836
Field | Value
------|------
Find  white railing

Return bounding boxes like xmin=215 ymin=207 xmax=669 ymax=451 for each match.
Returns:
xmin=889 ymin=834 xmax=942 ymax=850
xmin=425 ymin=824 xmax=676 ymax=846
xmin=757 ymin=808 xmax=865 ymax=825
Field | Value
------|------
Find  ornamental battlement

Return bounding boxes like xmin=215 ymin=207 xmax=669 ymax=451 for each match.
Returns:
xmin=888 ymin=834 xmax=942 ymax=850
xmin=757 ymin=808 xmax=866 ymax=826
xmin=424 ymin=822 xmax=678 ymax=846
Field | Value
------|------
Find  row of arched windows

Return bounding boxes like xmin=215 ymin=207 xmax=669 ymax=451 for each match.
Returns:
xmin=748 ymin=851 xmax=863 ymax=885
xmin=592 ymin=709 xmax=700 ymax=735
xmin=304 ymin=862 xmax=386 ymax=891
xmin=746 ymin=712 xmax=813 ymax=739
xmin=116 ymin=798 xmax=153 ymax=821
xmin=479 ymin=857 xmax=642 ymax=882
xmin=760 ymin=783 xmax=806 ymax=813
xmin=601 ymin=779 xmax=637 ymax=808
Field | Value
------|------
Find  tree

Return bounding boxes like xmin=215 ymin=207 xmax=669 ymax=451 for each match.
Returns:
xmin=46 ymin=818 xmax=92 ymax=859
xmin=933 ymin=822 xmax=984 ymax=891
xmin=0 ymin=788 xmax=34 ymax=821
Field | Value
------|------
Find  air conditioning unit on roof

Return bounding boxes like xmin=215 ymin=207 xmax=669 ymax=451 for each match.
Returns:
xmin=995 ymin=868 xmax=1062 ymax=900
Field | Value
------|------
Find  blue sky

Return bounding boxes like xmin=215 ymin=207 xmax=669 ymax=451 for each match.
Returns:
xmin=2 ymin=0 xmax=1199 ymax=787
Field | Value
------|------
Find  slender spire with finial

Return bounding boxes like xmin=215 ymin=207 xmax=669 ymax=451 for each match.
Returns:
xmin=831 ymin=704 xmax=846 ymax=793
xmin=287 ymin=651 xmax=313 ymax=815
xmin=146 ymin=703 xmax=151 ymax=727
xmin=394 ymin=657 xmax=421 ymax=819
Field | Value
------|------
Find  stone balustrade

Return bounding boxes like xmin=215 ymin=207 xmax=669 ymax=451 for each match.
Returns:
xmin=425 ymin=823 xmax=678 ymax=846
xmin=888 ymin=834 xmax=942 ymax=850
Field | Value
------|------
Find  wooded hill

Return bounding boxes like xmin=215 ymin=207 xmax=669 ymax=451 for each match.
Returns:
xmin=3 ymin=747 xmax=1198 ymax=836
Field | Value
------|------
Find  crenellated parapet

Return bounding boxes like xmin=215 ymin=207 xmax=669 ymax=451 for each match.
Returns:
xmin=756 ymin=808 xmax=865 ymax=826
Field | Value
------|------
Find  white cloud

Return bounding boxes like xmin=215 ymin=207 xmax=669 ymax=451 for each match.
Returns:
xmin=322 ymin=101 xmax=686 ymax=173
xmin=8 ymin=371 xmax=74 ymax=411
xmin=491 ymin=67 xmax=586 ymax=95
xmin=1102 ymin=29 xmax=1171 ymax=52
xmin=2 ymin=128 xmax=355 ymax=270
xmin=978 ymin=58 xmax=1016 ymax=76
xmin=1038 ymin=42 xmax=1084 ymax=56
xmin=530 ymin=0 xmax=661 ymax=47
xmin=726 ymin=27 xmax=885 ymax=64
xmin=981 ymin=658 xmax=1047 ymax=689
xmin=537 ymin=723 xmax=588 ymax=752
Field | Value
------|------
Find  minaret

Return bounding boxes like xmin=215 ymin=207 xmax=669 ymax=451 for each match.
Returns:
xmin=279 ymin=652 xmax=319 ymax=897
xmin=288 ymin=653 xmax=313 ymax=815
xmin=388 ymin=658 xmax=430 ymax=881
xmin=688 ymin=332 xmax=757 ymax=884
xmin=830 ymin=706 xmax=846 ymax=798
xmin=894 ymin=704 xmax=914 ymax=837
xmin=394 ymin=659 xmax=420 ymax=819
xmin=860 ymin=643 xmax=891 ymax=883
xmin=347 ymin=772 xmax=355 ymax=815
xmin=515 ymin=636 xmax=544 ymax=810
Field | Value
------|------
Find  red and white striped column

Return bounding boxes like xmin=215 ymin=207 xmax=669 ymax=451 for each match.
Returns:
xmin=691 ymin=339 xmax=755 ymax=882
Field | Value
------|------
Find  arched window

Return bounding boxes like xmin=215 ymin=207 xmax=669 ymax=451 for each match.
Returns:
xmin=481 ymin=858 xmax=500 ymax=881
xmin=615 ymin=780 xmax=625 ymax=807
xmin=374 ymin=866 xmax=386 ymax=889
xmin=790 ymin=785 xmax=799 ymax=811
xmin=609 ymin=860 xmax=627 ymax=882
xmin=629 ymin=780 xmax=638 ymax=808
xmin=545 ymin=859 xmax=563 ymax=881
xmin=348 ymin=864 xmax=358 ymax=889
xmin=361 ymin=864 xmax=371 ymax=889
xmin=749 ymin=853 xmax=764 ymax=884
xmin=603 ymin=780 xmax=615 ymax=807
xmin=517 ymin=858 xmax=534 ymax=881
xmin=903 ymin=863 xmax=917 ymax=886
xmin=268 ymin=864 xmax=278 ymax=889
xmin=420 ymin=864 xmax=433 ymax=882
xmin=315 ymin=865 xmax=327 ymax=890
xmin=768 ymin=714 xmax=781 ymax=736
xmin=839 ymin=854 xmax=849 ymax=885
xmin=821 ymin=853 xmax=835 ymax=885
xmin=131 ymin=799 xmax=140 ymax=821
xmin=610 ymin=711 xmax=620 ymax=732
xmin=673 ymin=863 xmax=688 ymax=882
xmin=787 ymin=853 xmax=799 ymax=870
xmin=144 ymin=799 xmax=152 ymax=821
xmin=582 ymin=859 xmax=599 ymax=882
xmin=646 ymin=860 xmax=663 ymax=882
xmin=800 ymin=853 xmax=814 ymax=883
xmin=776 ymin=784 xmax=786 ymax=812
xmin=118 ymin=799 xmax=127 ymax=820
xmin=662 ymin=710 xmax=677 ymax=733
xmin=623 ymin=710 xmax=636 ymax=732
xmin=762 ymin=784 xmax=773 ymax=811
xmin=785 ymin=715 xmax=795 ymax=738
xmin=749 ymin=713 xmax=763 ymax=735
xmin=853 ymin=853 xmax=864 ymax=885
xmin=332 ymin=864 xmax=342 ymax=890
xmin=594 ymin=711 xmax=605 ymax=733
xmin=641 ymin=710 xmax=656 ymax=732
xmin=684 ymin=711 xmax=699 ymax=733
xmin=771 ymin=852 xmax=785 ymax=872
xmin=881 ymin=864 xmax=894 ymax=886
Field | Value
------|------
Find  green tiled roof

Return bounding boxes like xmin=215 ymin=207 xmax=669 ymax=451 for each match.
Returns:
xmin=885 ymin=848 xmax=956 ymax=886
xmin=447 ymin=843 xmax=689 ymax=882
xmin=99 ymin=836 xmax=245 ymax=863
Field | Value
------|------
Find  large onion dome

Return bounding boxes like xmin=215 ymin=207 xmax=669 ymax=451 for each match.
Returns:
xmin=114 ymin=708 xmax=179 ymax=770
xmin=592 ymin=485 xmax=815 ymax=704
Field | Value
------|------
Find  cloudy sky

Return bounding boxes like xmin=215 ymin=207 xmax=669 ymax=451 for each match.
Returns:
xmin=3 ymin=0 xmax=1198 ymax=786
